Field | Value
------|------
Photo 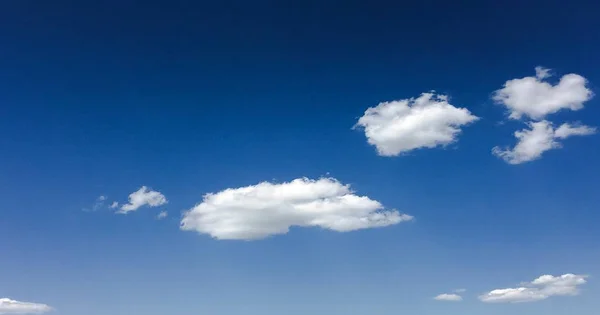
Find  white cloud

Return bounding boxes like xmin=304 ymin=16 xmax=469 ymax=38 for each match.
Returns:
xmin=82 ymin=195 xmax=107 ymax=212
xmin=434 ymin=293 xmax=463 ymax=302
xmin=454 ymin=288 xmax=467 ymax=293
xmin=109 ymin=201 xmax=119 ymax=209
xmin=554 ymin=123 xmax=597 ymax=139
xmin=493 ymin=120 xmax=596 ymax=164
xmin=180 ymin=177 xmax=413 ymax=240
xmin=157 ymin=211 xmax=168 ymax=220
xmin=492 ymin=67 xmax=593 ymax=120
xmin=493 ymin=121 xmax=557 ymax=164
xmin=0 ymin=298 xmax=52 ymax=314
xmin=118 ymin=186 xmax=167 ymax=214
xmin=535 ymin=66 xmax=551 ymax=80
xmin=354 ymin=92 xmax=479 ymax=156
xmin=479 ymin=274 xmax=588 ymax=303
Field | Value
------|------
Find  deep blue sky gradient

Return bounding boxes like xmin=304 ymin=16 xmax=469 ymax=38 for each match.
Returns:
xmin=1 ymin=1 xmax=600 ymax=314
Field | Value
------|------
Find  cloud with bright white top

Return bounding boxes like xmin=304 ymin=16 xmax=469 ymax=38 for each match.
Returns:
xmin=492 ymin=66 xmax=593 ymax=120
xmin=117 ymin=186 xmax=167 ymax=214
xmin=180 ymin=177 xmax=413 ymax=240
xmin=434 ymin=293 xmax=463 ymax=302
xmin=354 ymin=92 xmax=479 ymax=156
xmin=493 ymin=121 xmax=596 ymax=164
xmin=479 ymin=274 xmax=588 ymax=303
xmin=0 ymin=298 xmax=53 ymax=314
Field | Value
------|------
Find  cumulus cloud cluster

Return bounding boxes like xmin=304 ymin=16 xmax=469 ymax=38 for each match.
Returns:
xmin=355 ymin=92 xmax=479 ymax=156
xmin=492 ymin=67 xmax=595 ymax=164
xmin=493 ymin=121 xmax=596 ymax=164
xmin=180 ymin=177 xmax=413 ymax=240
xmin=353 ymin=68 xmax=594 ymax=163
xmin=118 ymin=186 xmax=168 ymax=214
xmin=0 ymin=298 xmax=52 ymax=314
xmin=69 ymin=67 xmax=592 ymax=309
xmin=479 ymin=274 xmax=588 ymax=303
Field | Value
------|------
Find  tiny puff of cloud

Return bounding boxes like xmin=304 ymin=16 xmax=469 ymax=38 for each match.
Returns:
xmin=434 ymin=293 xmax=463 ymax=302
xmin=157 ymin=211 xmax=168 ymax=220
xmin=118 ymin=186 xmax=168 ymax=214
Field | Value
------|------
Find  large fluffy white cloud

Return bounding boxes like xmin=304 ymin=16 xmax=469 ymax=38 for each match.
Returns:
xmin=492 ymin=66 xmax=593 ymax=120
xmin=479 ymin=274 xmax=588 ymax=303
xmin=434 ymin=293 xmax=463 ymax=302
xmin=0 ymin=298 xmax=52 ymax=314
xmin=118 ymin=186 xmax=167 ymax=214
xmin=493 ymin=120 xmax=596 ymax=164
xmin=354 ymin=92 xmax=479 ymax=156
xmin=180 ymin=177 xmax=413 ymax=240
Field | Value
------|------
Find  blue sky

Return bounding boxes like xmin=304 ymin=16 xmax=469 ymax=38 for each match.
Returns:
xmin=1 ymin=0 xmax=600 ymax=314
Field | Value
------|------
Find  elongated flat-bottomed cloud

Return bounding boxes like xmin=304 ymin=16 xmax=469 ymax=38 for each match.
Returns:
xmin=180 ymin=177 xmax=413 ymax=240
xmin=0 ymin=298 xmax=53 ymax=314
xmin=434 ymin=293 xmax=463 ymax=302
xmin=479 ymin=274 xmax=588 ymax=303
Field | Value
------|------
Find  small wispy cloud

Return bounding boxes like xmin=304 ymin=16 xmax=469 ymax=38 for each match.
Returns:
xmin=117 ymin=186 xmax=168 ymax=214
xmin=157 ymin=211 xmax=168 ymax=220
xmin=434 ymin=293 xmax=463 ymax=302
xmin=82 ymin=195 xmax=107 ymax=212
